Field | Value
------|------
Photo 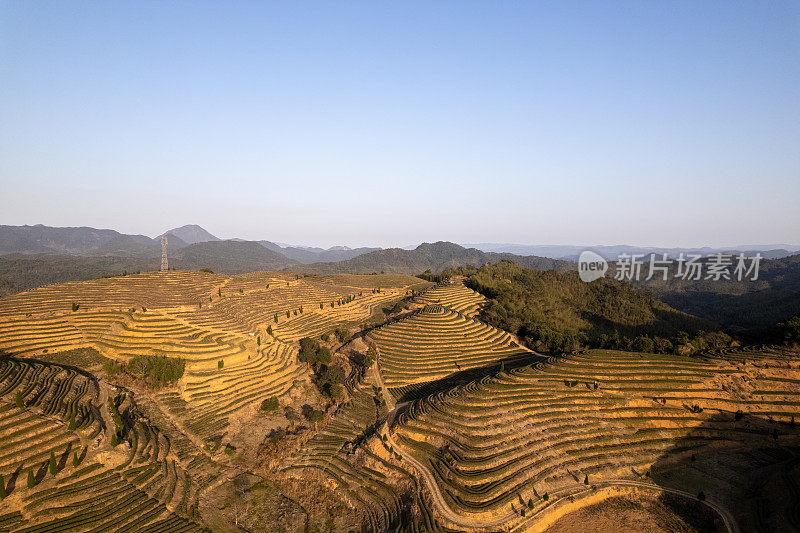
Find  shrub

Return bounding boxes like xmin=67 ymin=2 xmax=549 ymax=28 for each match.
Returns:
xmin=199 ymin=268 xmax=214 ymax=273
xmin=274 ymin=312 xmax=279 ymax=323
xmin=286 ymin=310 xmax=291 ymax=318
xmin=267 ymin=325 xmax=274 ymax=336
xmin=218 ymin=360 xmax=224 ymax=369
xmin=284 ymin=406 xmax=299 ymax=420
xmin=110 ymin=433 xmax=118 ymax=447
xmin=631 ymin=336 xmax=655 ymax=353
xmin=583 ymin=474 xmax=588 ymax=485
xmin=315 ymin=365 xmax=345 ymax=398
xmin=15 ymin=391 xmax=23 ymax=409
xmin=68 ymin=413 xmax=76 ymax=431
xmin=218 ymin=288 xmax=222 ymax=297
xmin=260 ymin=397 xmax=279 ymax=413
xmin=363 ymin=347 xmax=377 ymax=369
xmin=268 ymin=428 xmax=286 ymax=444
xmin=697 ymin=491 xmax=705 ymax=501
xmin=224 ymin=444 xmax=236 ymax=456
xmin=71 ymin=302 xmax=79 ymax=312
xmin=27 ymin=468 xmax=34 ymax=488
xmin=127 ymin=355 xmax=185 ymax=387
xmin=103 ymin=360 xmax=121 ymax=376
xmin=298 ymin=338 xmax=331 ymax=366
xmin=542 ymin=492 xmax=549 ymax=501
xmin=257 ymin=336 xmax=261 ymax=346
xmin=73 ymin=451 xmax=80 ymax=467
xmin=528 ymin=498 xmax=534 ymax=509
xmin=49 ymin=451 xmax=57 ymax=476
xmin=303 ymin=408 xmax=323 ymax=423
xmin=334 ymin=328 xmax=350 ymax=343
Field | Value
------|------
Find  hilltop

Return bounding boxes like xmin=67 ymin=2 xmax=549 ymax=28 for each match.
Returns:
xmin=160 ymin=224 xmax=220 ymax=244
xmin=462 ymin=261 xmax=721 ymax=354
xmin=290 ymin=241 xmax=572 ymax=275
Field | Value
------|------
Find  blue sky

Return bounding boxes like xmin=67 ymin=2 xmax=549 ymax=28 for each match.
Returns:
xmin=1 ymin=2 xmax=798 ymax=248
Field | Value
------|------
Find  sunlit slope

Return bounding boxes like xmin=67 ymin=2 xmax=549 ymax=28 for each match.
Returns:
xmin=393 ymin=349 xmax=800 ymax=524
xmin=416 ymin=281 xmax=486 ymax=317
xmin=0 ymin=270 xmax=420 ymax=441
xmin=0 ymin=356 xmax=206 ymax=532
xmin=368 ymin=305 xmax=532 ymax=393
xmin=0 ymin=271 xmax=227 ymax=318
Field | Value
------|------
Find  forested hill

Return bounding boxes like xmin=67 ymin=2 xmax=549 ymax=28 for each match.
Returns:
xmin=463 ymin=261 xmax=724 ymax=354
xmin=635 ymin=253 xmax=800 ymax=330
xmin=288 ymin=241 xmax=573 ymax=275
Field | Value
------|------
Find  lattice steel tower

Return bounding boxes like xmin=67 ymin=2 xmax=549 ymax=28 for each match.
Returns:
xmin=160 ymin=236 xmax=169 ymax=271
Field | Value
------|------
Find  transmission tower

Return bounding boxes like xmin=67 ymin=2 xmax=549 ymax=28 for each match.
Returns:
xmin=160 ymin=236 xmax=169 ymax=271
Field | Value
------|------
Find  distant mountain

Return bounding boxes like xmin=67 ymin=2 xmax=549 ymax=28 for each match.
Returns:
xmin=170 ymin=240 xmax=297 ymax=273
xmin=96 ymin=233 xmax=188 ymax=257
xmin=466 ymin=243 xmax=800 ymax=261
xmin=160 ymin=224 xmax=219 ymax=245
xmin=0 ymin=224 xmax=131 ymax=255
xmin=255 ymin=240 xmax=379 ymax=264
xmin=289 ymin=241 xmax=572 ymax=275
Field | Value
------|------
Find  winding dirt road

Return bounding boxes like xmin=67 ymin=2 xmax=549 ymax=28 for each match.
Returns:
xmin=369 ymin=362 xmax=738 ymax=533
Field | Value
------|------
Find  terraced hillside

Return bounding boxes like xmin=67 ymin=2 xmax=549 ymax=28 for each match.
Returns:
xmin=0 ymin=271 xmax=425 ymax=439
xmin=3 ymin=267 xmax=796 ymax=531
xmin=0 ymin=356 xmax=206 ymax=532
xmin=0 ymin=269 xmax=435 ymax=531
xmin=391 ymin=349 xmax=800 ymax=531
xmin=369 ymin=305 xmax=534 ymax=396
xmin=416 ymin=280 xmax=486 ymax=317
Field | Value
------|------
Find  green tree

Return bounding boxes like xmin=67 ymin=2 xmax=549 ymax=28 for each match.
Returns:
xmin=286 ymin=310 xmax=291 ymax=318
xmin=542 ymin=492 xmax=549 ymax=501
xmin=218 ymin=288 xmax=222 ymax=297
xmin=111 ymin=432 xmax=119 ymax=447
xmin=267 ymin=325 xmax=274 ymax=336
xmin=27 ymin=468 xmax=35 ymax=488
xmin=528 ymin=498 xmax=534 ymax=509
xmin=15 ymin=391 xmax=23 ymax=409
xmin=73 ymin=450 xmax=80 ymax=467
xmin=218 ymin=360 xmax=224 ymax=369
xmin=274 ymin=312 xmax=279 ymax=323
xmin=49 ymin=451 xmax=57 ymax=476
xmin=71 ymin=302 xmax=79 ymax=312
xmin=68 ymin=412 xmax=76 ymax=431
xmin=583 ymin=474 xmax=589 ymax=485
xmin=260 ymin=397 xmax=279 ymax=412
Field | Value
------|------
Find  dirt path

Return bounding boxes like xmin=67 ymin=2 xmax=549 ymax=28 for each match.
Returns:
xmin=366 ymin=354 xmax=517 ymax=531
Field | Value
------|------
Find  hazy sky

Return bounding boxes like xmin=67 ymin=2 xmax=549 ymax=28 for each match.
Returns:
xmin=1 ymin=2 xmax=798 ymax=248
